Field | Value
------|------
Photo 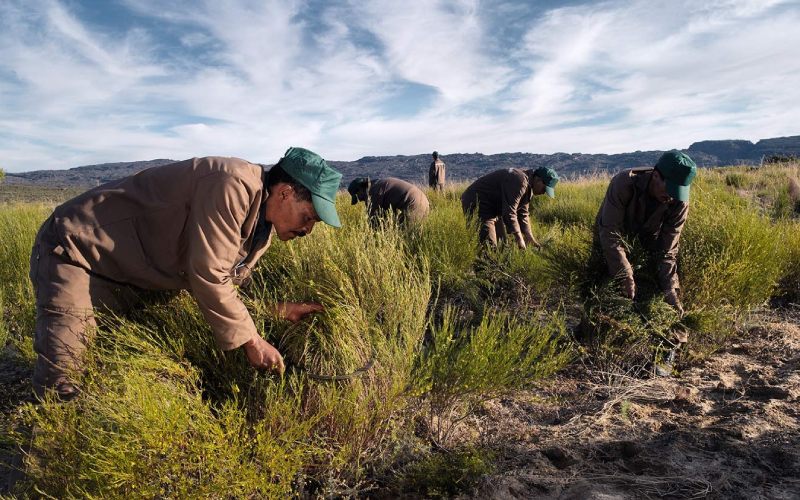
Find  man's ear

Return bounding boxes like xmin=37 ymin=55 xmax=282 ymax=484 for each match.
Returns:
xmin=277 ymin=183 xmax=294 ymax=200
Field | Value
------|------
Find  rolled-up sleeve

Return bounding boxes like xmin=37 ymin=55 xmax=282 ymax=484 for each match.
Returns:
xmin=656 ymin=202 xmax=688 ymax=293
xmin=186 ymin=172 xmax=257 ymax=350
xmin=597 ymin=176 xmax=634 ymax=283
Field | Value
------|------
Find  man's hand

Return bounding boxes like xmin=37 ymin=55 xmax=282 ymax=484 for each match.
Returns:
xmin=274 ymin=301 xmax=324 ymax=323
xmin=664 ymin=289 xmax=684 ymax=316
xmin=523 ymin=232 xmax=542 ymax=250
xmin=514 ymin=233 xmax=527 ymax=250
xmin=622 ymin=279 xmax=636 ymax=300
xmin=242 ymin=335 xmax=285 ymax=375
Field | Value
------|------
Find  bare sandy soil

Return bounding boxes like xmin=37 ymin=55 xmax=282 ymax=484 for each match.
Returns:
xmin=470 ymin=309 xmax=800 ymax=499
xmin=2 ymin=310 xmax=798 ymax=498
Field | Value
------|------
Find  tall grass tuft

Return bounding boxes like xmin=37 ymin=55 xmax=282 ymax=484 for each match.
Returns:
xmin=0 ymin=204 xmax=50 ymax=359
xmin=411 ymin=306 xmax=571 ymax=447
xmin=18 ymin=320 xmax=313 ymax=498
xmin=409 ymin=187 xmax=479 ymax=297
xmin=251 ymin=208 xmax=432 ymax=485
xmin=679 ymin=182 xmax=786 ymax=310
xmin=530 ymin=176 xmax=607 ymax=228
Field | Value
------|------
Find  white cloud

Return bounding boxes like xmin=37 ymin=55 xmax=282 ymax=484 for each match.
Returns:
xmin=0 ymin=0 xmax=798 ymax=172
xmin=347 ymin=0 xmax=513 ymax=104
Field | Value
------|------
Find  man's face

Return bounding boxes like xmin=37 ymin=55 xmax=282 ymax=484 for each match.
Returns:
xmin=531 ymin=177 xmax=547 ymax=196
xmin=649 ymin=170 xmax=674 ymax=204
xmin=266 ymin=183 xmax=321 ymax=241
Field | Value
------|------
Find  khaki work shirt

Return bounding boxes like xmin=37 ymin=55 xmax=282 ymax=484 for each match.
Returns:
xmin=50 ymin=157 xmax=272 ymax=350
xmin=429 ymin=159 xmax=446 ymax=187
xmin=368 ymin=178 xmax=430 ymax=221
xmin=461 ymin=168 xmax=536 ymax=236
xmin=595 ymin=168 xmax=689 ymax=293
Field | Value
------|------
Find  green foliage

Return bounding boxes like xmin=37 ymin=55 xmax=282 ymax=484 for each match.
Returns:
xmin=705 ymin=163 xmax=800 ymax=219
xmin=725 ymin=172 xmax=747 ymax=189
xmin=777 ymin=221 xmax=800 ymax=300
xmin=0 ymin=204 xmax=49 ymax=359
xmin=538 ymin=222 xmax=594 ymax=297
xmin=2 ymin=164 xmax=800 ymax=496
xmin=412 ymin=306 xmax=570 ymax=446
xmin=408 ymin=192 xmax=479 ymax=296
xmin=251 ymin=209 xmax=432 ymax=482
xmin=401 ymin=447 xmax=495 ymax=498
xmin=18 ymin=321 xmax=312 ymax=498
xmin=530 ymin=178 xmax=607 ymax=228
xmin=0 ymin=184 xmax=85 ymax=204
xmin=680 ymin=182 xmax=786 ymax=310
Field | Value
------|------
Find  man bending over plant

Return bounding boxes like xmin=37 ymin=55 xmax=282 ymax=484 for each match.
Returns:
xmin=29 ymin=147 xmax=342 ymax=400
xmin=461 ymin=167 xmax=559 ymax=248
xmin=594 ymin=150 xmax=697 ymax=315
xmin=347 ymin=176 xmax=430 ymax=226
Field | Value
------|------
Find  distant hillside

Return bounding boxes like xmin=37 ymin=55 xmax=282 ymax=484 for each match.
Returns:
xmin=4 ymin=159 xmax=176 ymax=188
xmin=6 ymin=135 xmax=799 ymax=188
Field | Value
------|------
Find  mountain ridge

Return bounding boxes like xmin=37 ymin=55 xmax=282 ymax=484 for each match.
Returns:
xmin=6 ymin=135 xmax=799 ymax=188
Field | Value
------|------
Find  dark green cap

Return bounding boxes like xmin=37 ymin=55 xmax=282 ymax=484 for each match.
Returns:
xmin=347 ymin=177 xmax=369 ymax=205
xmin=279 ymin=147 xmax=343 ymax=227
xmin=534 ymin=167 xmax=560 ymax=198
xmin=655 ymin=150 xmax=697 ymax=202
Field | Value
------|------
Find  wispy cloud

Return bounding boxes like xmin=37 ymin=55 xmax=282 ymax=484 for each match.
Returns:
xmin=0 ymin=0 xmax=798 ymax=171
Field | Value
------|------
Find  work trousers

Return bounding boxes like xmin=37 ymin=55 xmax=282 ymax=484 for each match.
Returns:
xmin=460 ymin=195 xmax=507 ymax=247
xmin=29 ymin=218 xmax=161 ymax=399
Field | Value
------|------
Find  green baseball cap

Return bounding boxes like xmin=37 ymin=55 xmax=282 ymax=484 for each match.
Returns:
xmin=278 ymin=147 xmax=343 ymax=227
xmin=655 ymin=150 xmax=697 ymax=202
xmin=533 ymin=167 xmax=560 ymax=198
xmin=347 ymin=177 xmax=369 ymax=205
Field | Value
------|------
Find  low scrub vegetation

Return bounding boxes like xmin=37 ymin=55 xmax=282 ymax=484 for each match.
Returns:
xmin=2 ymin=163 xmax=799 ymax=496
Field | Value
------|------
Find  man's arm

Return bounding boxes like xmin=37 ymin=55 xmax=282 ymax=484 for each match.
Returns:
xmin=185 ymin=172 xmax=260 ymax=350
xmin=517 ymin=193 xmax=540 ymax=248
xmin=597 ymin=175 xmax=636 ymax=297
xmin=500 ymin=173 xmax=529 ymax=248
xmin=656 ymin=201 xmax=689 ymax=311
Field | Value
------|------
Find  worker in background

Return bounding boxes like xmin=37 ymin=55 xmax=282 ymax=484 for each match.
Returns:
xmin=461 ymin=167 xmax=559 ymax=249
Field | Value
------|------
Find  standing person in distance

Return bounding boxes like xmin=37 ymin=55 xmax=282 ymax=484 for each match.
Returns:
xmin=428 ymin=151 xmax=446 ymax=191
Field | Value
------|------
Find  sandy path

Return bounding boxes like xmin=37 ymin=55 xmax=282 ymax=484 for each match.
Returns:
xmin=472 ymin=311 xmax=800 ymax=499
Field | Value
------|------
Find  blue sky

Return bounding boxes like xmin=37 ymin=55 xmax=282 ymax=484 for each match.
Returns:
xmin=1 ymin=0 xmax=798 ymax=172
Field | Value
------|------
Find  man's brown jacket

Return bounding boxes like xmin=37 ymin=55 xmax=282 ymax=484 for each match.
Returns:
xmin=595 ymin=167 xmax=688 ymax=293
xmin=368 ymin=177 xmax=430 ymax=221
xmin=50 ymin=157 xmax=272 ymax=350
xmin=428 ymin=159 xmax=446 ymax=187
xmin=461 ymin=168 xmax=535 ymax=236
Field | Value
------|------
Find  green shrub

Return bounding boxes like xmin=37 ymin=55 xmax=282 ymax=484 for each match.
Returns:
xmin=555 ymin=170 xmax=792 ymax=368
xmin=777 ymin=221 xmax=800 ymax=300
xmin=400 ymin=446 xmax=494 ymax=498
xmin=17 ymin=321 xmax=312 ymax=498
xmin=5 ymin=165 xmax=800 ymax=496
xmin=538 ymin=222 xmax=594 ymax=298
xmin=725 ymin=172 xmax=748 ymax=189
xmin=412 ymin=306 xmax=570 ymax=446
xmin=409 ymin=190 xmax=479 ymax=297
xmin=680 ymin=182 xmax=785 ymax=310
xmin=252 ymin=208 xmax=432 ymax=483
